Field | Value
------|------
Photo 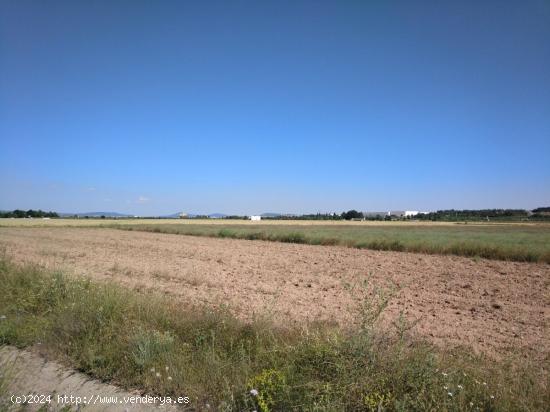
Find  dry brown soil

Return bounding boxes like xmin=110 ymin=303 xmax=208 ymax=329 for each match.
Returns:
xmin=1 ymin=227 xmax=548 ymax=364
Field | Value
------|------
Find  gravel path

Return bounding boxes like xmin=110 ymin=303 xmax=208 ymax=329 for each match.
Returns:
xmin=0 ymin=346 xmax=183 ymax=411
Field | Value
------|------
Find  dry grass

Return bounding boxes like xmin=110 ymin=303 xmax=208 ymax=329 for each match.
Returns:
xmin=4 ymin=219 xmax=550 ymax=263
xmin=0 ymin=258 xmax=548 ymax=411
xmin=112 ymin=222 xmax=550 ymax=263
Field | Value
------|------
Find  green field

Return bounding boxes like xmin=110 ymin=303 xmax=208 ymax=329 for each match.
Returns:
xmin=1 ymin=258 xmax=547 ymax=411
xmin=113 ymin=222 xmax=550 ymax=263
xmin=1 ymin=218 xmax=549 ymax=263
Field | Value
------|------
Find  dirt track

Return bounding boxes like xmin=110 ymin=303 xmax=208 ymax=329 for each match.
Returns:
xmin=0 ymin=346 xmax=182 ymax=411
xmin=1 ymin=227 xmax=548 ymax=363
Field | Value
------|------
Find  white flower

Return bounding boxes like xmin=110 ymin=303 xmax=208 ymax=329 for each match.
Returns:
xmin=165 ymin=366 xmax=169 ymax=371
xmin=250 ymin=389 xmax=259 ymax=397
xmin=458 ymin=385 xmax=463 ymax=389
xmin=442 ymin=372 xmax=448 ymax=377
xmin=156 ymin=372 xmax=161 ymax=378
xmin=483 ymin=382 xmax=487 ymax=386
xmin=448 ymin=392 xmax=453 ymax=397
xmin=168 ymin=376 xmax=172 ymax=381
xmin=0 ymin=315 xmax=6 ymax=320
xmin=470 ymin=402 xmax=474 ymax=406
xmin=490 ymin=395 xmax=494 ymax=399
xmin=150 ymin=367 xmax=155 ymax=372
xmin=444 ymin=386 xmax=448 ymax=390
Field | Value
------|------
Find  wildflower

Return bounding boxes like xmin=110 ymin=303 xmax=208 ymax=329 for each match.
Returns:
xmin=448 ymin=392 xmax=453 ymax=397
xmin=0 ymin=315 xmax=6 ymax=320
xmin=168 ymin=376 xmax=172 ymax=381
xmin=250 ymin=389 xmax=259 ymax=397
xmin=483 ymin=382 xmax=487 ymax=386
xmin=470 ymin=402 xmax=474 ymax=407
xmin=458 ymin=385 xmax=463 ymax=389
xmin=156 ymin=372 xmax=161 ymax=378
xmin=490 ymin=395 xmax=494 ymax=399
xmin=150 ymin=367 xmax=155 ymax=373
xmin=442 ymin=372 xmax=448 ymax=377
xmin=444 ymin=386 xmax=448 ymax=390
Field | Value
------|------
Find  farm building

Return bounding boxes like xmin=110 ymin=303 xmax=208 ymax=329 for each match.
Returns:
xmin=249 ymin=215 xmax=262 ymax=221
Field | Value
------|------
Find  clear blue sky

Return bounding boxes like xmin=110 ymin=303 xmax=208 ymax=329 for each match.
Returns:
xmin=1 ymin=1 xmax=549 ymax=215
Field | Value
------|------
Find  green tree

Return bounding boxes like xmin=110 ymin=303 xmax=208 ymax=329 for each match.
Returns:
xmin=341 ymin=210 xmax=363 ymax=220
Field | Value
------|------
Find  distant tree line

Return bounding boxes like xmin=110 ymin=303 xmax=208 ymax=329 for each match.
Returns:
xmin=264 ymin=213 xmax=343 ymax=221
xmin=531 ymin=207 xmax=550 ymax=221
xmin=267 ymin=211 xmax=386 ymax=221
xmin=341 ymin=210 xmax=363 ymax=220
xmin=0 ymin=209 xmax=59 ymax=218
xmin=415 ymin=209 xmax=527 ymax=221
xmin=266 ymin=208 xmax=550 ymax=221
xmin=415 ymin=208 xmax=550 ymax=221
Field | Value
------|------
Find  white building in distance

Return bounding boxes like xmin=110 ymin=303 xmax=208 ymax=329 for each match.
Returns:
xmin=404 ymin=211 xmax=430 ymax=217
xmin=249 ymin=215 xmax=262 ymax=221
